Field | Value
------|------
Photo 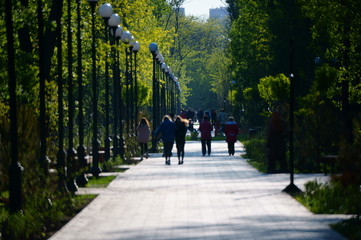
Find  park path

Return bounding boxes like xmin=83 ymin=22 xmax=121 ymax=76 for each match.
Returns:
xmin=50 ymin=141 xmax=347 ymax=240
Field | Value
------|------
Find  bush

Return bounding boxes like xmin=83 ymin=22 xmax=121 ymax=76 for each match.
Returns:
xmin=242 ymin=135 xmax=267 ymax=172
xmin=300 ymin=179 xmax=361 ymax=215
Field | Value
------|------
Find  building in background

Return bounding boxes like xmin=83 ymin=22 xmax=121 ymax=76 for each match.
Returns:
xmin=174 ymin=7 xmax=185 ymax=16
xmin=209 ymin=7 xmax=228 ymax=20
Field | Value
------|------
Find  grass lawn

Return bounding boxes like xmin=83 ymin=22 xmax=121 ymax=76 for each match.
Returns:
xmin=85 ymin=175 xmax=117 ymax=188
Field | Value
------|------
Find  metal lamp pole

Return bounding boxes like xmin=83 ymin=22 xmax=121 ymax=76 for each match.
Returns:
xmin=116 ymin=27 xmax=125 ymax=158
xmin=132 ymin=41 xmax=140 ymax=130
xmin=56 ymin=1 xmax=68 ymax=191
xmin=37 ymin=0 xmax=50 ymax=175
xmin=108 ymin=15 xmax=121 ymax=158
xmin=99 ymin=3 xmax=113 ymax=162
xmin=149 ymin=42 xmax=158 ymax=152
xmin=88 ymin=0 xmax=101 ymax=177
xmin=283 ymin=38 xmax=301 ymax=193
xmin=66 ymin=0 xmax=78 ymax=193
xmin=76 ymin=0 xmax=88 ymax=187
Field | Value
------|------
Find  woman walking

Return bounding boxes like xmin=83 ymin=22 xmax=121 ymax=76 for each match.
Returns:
xmin=224 ymin=117 xmax=239 ymax=156
xmin=199 ymin=115 xmax=213 ymax=156
xmin=154 ymin=115 xmax=175 ymax=165
xmin=175 ymin=116 xmax=188 ymax=165
xmin=136 ymin=117 xmax=151 ymax=160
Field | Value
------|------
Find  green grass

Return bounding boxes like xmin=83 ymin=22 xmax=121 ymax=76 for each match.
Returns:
xmin=85 ymin=175 xmax=117 ymax=188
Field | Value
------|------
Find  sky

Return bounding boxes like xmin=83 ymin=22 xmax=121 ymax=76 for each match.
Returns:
xmin=181 ymin=0 xmax=227 ymax=18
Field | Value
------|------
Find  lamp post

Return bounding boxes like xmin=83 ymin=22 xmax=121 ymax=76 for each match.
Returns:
xmin=88 ymin=0 xmax=101 ymax=177
xmin=132 ymin=41 xmax=140 ymax=130
xmin=67 ymin=0 xmax=78 ymax=193
xmin=6 ymin=0 xmax=23 ymax=212
xmin=283 ymin=38 xmax=301 ymax=193
xmin=115 ymin=26 xmax=125 ymax=158
xmin=99 ymin=3 xmax=113 ymax=162
xmin=129 ymin=39 xmax=135 ymax=134
xmin=56 ymin=3 xmax=68 ymax=191
xmin=37 ymin=0 xmax=50 ymax=175
xmin=76 ymin=0 xmax=88 ymax=187
xmin=149 ymin=42 xmax=158 ymax=152
xmin=108 ymin=14 xmax=121 ymax=158
xmin=121 ymin=31 xmax=132 ymax=134
xmin=161 ymin=63 xmax=167 ymax=113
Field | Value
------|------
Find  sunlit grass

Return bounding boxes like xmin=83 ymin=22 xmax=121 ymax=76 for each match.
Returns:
xmin=85 ymin=175 xmax=117 ymax=188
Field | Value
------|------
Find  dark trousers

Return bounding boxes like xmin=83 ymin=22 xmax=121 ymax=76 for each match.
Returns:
xmin=201 ymin=139 xmax=211 ymax=156
xmin=163 ymin=142 xmax=174 ymax=158
xmin=176 ymin=140 xmax=185 ymax=160
xmin=139 ymin=142 xmax=148 ymax=156
xmin=227 ymin=142 xmax=235 ymax=155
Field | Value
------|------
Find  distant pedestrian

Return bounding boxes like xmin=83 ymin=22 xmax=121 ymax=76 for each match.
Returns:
xmin=154 ymin=115 xmax=176 ymax=165
xmin=224 ymin=117 xmax=239 ymax=156
xmin=217 ymin=109 xmax=226 ymax=133
xmin=136 ymin=117 xmax=151 ymax=160
xmin=175 ymin=116 xmax=188 ymax=164
xmin=211 ymin=109 xmax=217 ymax=125
xmin=199 ymin=115 xmax=213 ymax=156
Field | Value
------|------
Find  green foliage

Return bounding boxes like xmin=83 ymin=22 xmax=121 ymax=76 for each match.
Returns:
xmin=299 ymin=179 xmax=361 ymax=215
xmin=242 ymin=134 xmax=267 ymax=172
xmin=258 ymin=74 xmax=290 ymax=110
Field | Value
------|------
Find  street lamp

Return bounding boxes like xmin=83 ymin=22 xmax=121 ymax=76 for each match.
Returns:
xmin=132 ymin=41 xmax=140 ymax=130
xmin=37 ymin=0 xmax=50 ymax=175
xmin=121 ymin=31 xmax=132 ymax=134
xmin=283 ymin=38 xmax=301 ymax=193
xmin=108 ymin=14 xmax=121 ymax=159
xmin=66 ymin=0 xmax=78 ymax=193
xmin=99 ymin=3 xmax=113 ymax=162
xmin=149 ymin=42 xmax=158 ymax=152
xmin=6 ymin=0 xmax=23 ymax=212
xmin=115 ymin=26 xmax=125 ymax=158
xmin=56 ymin=3 xmax=67 ymax=191
xmin=76 ymin=0 xmax=87 ymax=187
xmin=87 ymin=0 xmax=101 ymax=177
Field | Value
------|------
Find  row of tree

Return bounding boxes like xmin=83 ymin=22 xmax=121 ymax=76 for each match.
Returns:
xmin=225 ymin=0 xmax=360 ymax=175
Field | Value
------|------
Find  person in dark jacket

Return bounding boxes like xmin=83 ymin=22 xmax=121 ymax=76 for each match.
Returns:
xmin=198 ymin=115 xmax=213 ymax=156
xmin=224 ymin=117 xmax=239 ymax=156
xmin=154 ymin=115 xmax=176 ymax=165
xmin=175 ymin=116 xmax=188 ymax=165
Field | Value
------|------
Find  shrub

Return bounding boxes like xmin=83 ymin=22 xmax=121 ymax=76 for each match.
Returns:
xmin=301 ymin=179 xmax=361 ymax=215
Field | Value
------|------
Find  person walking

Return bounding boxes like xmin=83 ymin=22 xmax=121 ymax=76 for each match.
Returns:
xmin=224 ymin=117 xmax=239 ymax=156
xmin=154 ymin=115 xmax=176 ymax=165
xmin=199 ymin=115 xmax=213 ymax=156
xmin=175 ymin=116 xmax=188 ymax=165
xmin=217 ymin=108 xmax=226 ymax=134
xmin=136 ymin=117 xmax=151 ymax=160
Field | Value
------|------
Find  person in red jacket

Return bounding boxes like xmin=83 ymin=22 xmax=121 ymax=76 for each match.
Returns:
xmin=224 ymin=117 xmax=239 ymax=156
xmin=198 ymin=115 xmax=213 ymax=156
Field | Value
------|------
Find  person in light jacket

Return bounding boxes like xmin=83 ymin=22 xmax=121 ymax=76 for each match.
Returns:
xmin=199 ymin=115 xmax=213 ymax=156
xmin=224 ymin=117 xmax=239 ymax=156
xmin=136 ymin=117 xmax=151 ymax=160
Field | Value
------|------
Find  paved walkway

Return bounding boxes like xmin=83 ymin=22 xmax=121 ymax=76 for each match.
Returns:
xmin=50 ymin=141 xmax=347 ymax=240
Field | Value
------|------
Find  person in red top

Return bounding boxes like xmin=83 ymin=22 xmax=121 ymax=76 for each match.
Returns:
xmin=198 ymin=115 xmax=213 ymax=156
xmin=224 ymin=117 xmax=239 ymax=156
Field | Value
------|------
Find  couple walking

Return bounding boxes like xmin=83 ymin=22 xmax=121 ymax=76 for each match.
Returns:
xmin=154 ymin=115 xmax=188 ymax=165
xmin=199 ymin=115 xmax=239 ymax=156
